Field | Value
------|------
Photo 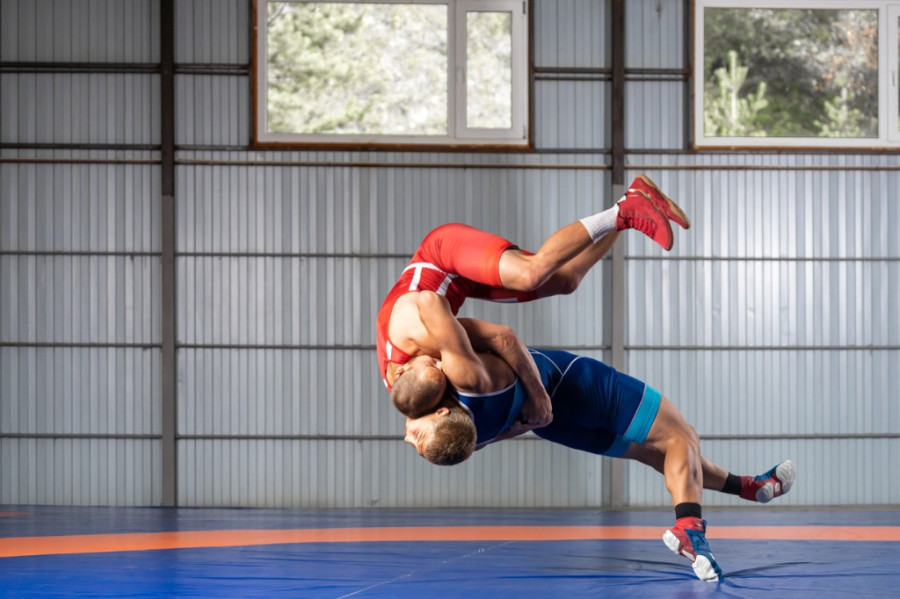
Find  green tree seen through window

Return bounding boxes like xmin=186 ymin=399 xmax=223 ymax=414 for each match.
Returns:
xmin=703 ymin=8 xmax=878 ymax=138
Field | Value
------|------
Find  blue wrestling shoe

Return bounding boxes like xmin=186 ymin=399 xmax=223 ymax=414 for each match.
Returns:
xmin=662 ymin=517 xmax=723 ymax=582
xmin=740 ymin=459 xmax=796 ymax=503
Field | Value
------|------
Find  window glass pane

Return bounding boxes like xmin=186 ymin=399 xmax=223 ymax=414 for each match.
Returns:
xmin=266 ymin=2 xmax=448 ymax=136
xmin=466 ymin=11 xmax=512 ymax=129
xmin=703 ymin=8 xmax=878 ymax=138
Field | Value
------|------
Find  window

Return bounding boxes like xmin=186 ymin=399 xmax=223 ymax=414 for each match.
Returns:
xmin=254 ymin=0 xmax=529 ymax=147
xmin=891 ymin=4 xmax=900 ymax=141
xmin=694 ymin=0 xmax=900 ymax=148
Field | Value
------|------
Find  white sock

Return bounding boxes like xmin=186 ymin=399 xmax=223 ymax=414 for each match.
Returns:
xmin=579 ymin=204 xmax=620 ymax=243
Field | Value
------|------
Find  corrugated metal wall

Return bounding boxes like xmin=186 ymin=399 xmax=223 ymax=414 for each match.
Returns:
xmin=1 ymin=0 xmax=897 ymax=508
xmin=0 ymin=0 xmax=163 ymax=505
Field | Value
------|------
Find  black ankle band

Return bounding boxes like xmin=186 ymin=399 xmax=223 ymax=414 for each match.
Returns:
xmin=722 ymin=473 xmax=742 ymax=496
xmin=675 ymin=502 xmax=702 ymax=520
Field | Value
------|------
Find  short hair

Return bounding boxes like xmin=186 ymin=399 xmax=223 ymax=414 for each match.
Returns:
xmin=421 ymin=404 xmax=477 ymax=466
xmin=391 ymin=366 xmax=446 ymax=418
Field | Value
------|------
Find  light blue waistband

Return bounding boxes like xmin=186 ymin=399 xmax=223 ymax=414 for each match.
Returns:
xmin=603 ymin=385 xmax=662 ymax=457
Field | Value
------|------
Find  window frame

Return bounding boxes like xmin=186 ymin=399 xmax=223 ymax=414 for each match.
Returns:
xmin=889 ymin=3 xmax=900 ymax=142
xmin=693 ymin=0 xmax=900 ymax=149
xmin=252 ymin=0 xmax=531 ymax=149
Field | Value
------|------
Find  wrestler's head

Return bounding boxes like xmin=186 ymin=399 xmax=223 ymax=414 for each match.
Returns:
xmin=403 ymin=398 xmax=476 ymax=466
xmin=391 ymin=355 xmax=447 ymax=418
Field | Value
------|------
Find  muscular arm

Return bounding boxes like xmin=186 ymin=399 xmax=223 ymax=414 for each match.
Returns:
xmin=416 ymin=291 xmax=552 ymax=430
xmin=414 ymin=291 xmax=497 ymax=393
xmin=458 ymin=318 xmax=552 ymax=428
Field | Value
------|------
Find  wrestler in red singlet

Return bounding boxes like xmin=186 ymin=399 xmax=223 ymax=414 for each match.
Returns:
xmin=376 ymin=223 xmax=537 ymax=390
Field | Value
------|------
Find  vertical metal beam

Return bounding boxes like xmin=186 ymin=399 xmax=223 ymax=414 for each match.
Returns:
xmin=606 ymin=0 xmax=627 ymax=509
xmin=683 ymin=0 xmax=693 ymax=149
xmin=160 ymin=0 xmax=177 ymax=506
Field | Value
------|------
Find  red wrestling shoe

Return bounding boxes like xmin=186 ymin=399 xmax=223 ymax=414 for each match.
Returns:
xmin=662 ymin=517 xmax=723 ymax=582
xmin=740 ymin=460 xmax=796 ymax=503
xmin=616 ymin=189 xmax=674 ymax=251
xmin=629 ymin=174 xmax=691 ymax=230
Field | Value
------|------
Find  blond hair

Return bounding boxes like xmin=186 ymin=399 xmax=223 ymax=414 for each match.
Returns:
xmin=421 ymin=404 xmax=477 ymax=466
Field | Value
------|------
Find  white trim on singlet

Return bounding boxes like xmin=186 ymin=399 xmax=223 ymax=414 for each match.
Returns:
xmin=402 ymin=262 xmax=458 ymax=295
xmin=454 ymin=397 xmax=475 ymax=420
xmin=455 ymin=380 xmax=516 ymax=398
xmin=527 ymin=349 xmax=583 ymax=398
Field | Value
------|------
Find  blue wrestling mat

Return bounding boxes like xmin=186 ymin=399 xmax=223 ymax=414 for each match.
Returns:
xmin=1 ymin=507 xmax=899 ymax=598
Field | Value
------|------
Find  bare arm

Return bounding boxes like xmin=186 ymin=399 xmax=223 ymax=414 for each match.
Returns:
xmin=458 ymin=318 xmax=552 ymax=429
xmin=475 ymin=420 xmax=534 ymax=450
xmin=414 ymin=291 xmax=497 ymax=393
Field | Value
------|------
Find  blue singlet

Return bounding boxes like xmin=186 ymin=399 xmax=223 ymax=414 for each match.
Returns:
xmin=455 ymin=348 xmax=662 ymax=457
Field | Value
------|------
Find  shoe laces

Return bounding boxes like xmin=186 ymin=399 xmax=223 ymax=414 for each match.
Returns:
xmin=621 ymin=213 xmax=657 ymax=236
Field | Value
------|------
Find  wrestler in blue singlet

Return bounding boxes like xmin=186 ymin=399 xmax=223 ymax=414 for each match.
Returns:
xmin=455 ymin=348 xmax=662 ymax=456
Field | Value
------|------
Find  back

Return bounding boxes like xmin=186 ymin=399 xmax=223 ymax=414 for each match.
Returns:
xmin=455 ymin=348 xmax=580 ymax=445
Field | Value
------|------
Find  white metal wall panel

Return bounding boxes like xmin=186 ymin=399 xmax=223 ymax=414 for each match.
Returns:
xmin=1 ymin=347 xmax=160 ymax=434
xmin=619 ymin=164 xmax=900 ymax=506
xmin=175 ymin=75 xmax=250 ymax=146
xmin=0 ymin=163 xmax=160 ymax=252
xmin=177 ymin=257 xmax=375 ymax=346
xmin=173 ymin=159 xmax=617 ymax=506
xmin=0 ymin=0 xmax=158 ymax=62
xmin=534 ymin=81 xmax=609 ymax=150
xmin=3 ymin=0 xmax=897 ymax=510
xmin=628 ymin=350 xmax=900 ymax=438
xmin=0 ymin=74 xmax=160 ymax=145
xmin=534 ymin=0 xmax=608 ymax=68
xmin=625 ymin=0 xmax=684 ymax=69
xmin=624 ymin=166 xmax=900 ymax=259
xmin=625 ymin=81 xmax=684 ymax=150
xmin=0 ymin=153 xmax=161 ymax=506
xmin=174 ymin=0 xmax=249 ymax=64
xmin=177 ymin=349 xmax=384 ymax=437
xmin=178 ymin=438 xmax=605 ymax=508
xmin=0 ymin=256 xmax=160 ymax=343
xmin=0 ymin=439 xmax=162 ymax=506
xmin=627 ymin=261 xmax=898 ymax=349
xmin=627 ymin=438 xmax=900 ymax=507
xmin=175 ymin=159 xmax=614 ymax=254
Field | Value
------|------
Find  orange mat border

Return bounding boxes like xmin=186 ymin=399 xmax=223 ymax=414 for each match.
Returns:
xmin=3 ymin=525 xmax=899 ymax=558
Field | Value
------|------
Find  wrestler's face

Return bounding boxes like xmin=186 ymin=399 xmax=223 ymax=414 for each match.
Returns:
xmin=397 ymin=355 xmax=443 ymax=377
xmin=403 ymin=407 xmax=450 ymax=456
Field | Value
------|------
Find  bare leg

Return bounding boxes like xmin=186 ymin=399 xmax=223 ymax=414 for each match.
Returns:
xmin=620 ymin=442 xmax=729 ymax=493
xmin=626 ymin=396 xmax=704 ymax=505
xmin=496 ymin=175 xmax=681 ymax=292
xmin=535 ymin=231 xmax=621 ymax=298
xmin=497 ymin=222 xmax=596 ymax=292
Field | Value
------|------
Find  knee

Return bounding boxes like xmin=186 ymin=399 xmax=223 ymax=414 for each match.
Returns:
xmin=553 ymin=273 xmax=582 ymax=296
xmin=505 ymin=263 xmax=550 ymax=292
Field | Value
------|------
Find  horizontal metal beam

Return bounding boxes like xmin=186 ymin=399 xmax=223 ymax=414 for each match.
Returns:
xmin=0 ymin=142 xmax=159 ymax=151
xmin=0 ymin=62 xmax=248 ymax=75
xmin=0 ymin=433 xmax=161 ymax=440
xmin=0 ymin=342 xmax=160 ymax=349
xmin=0 ymin=251 xmax=160 ymax=257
